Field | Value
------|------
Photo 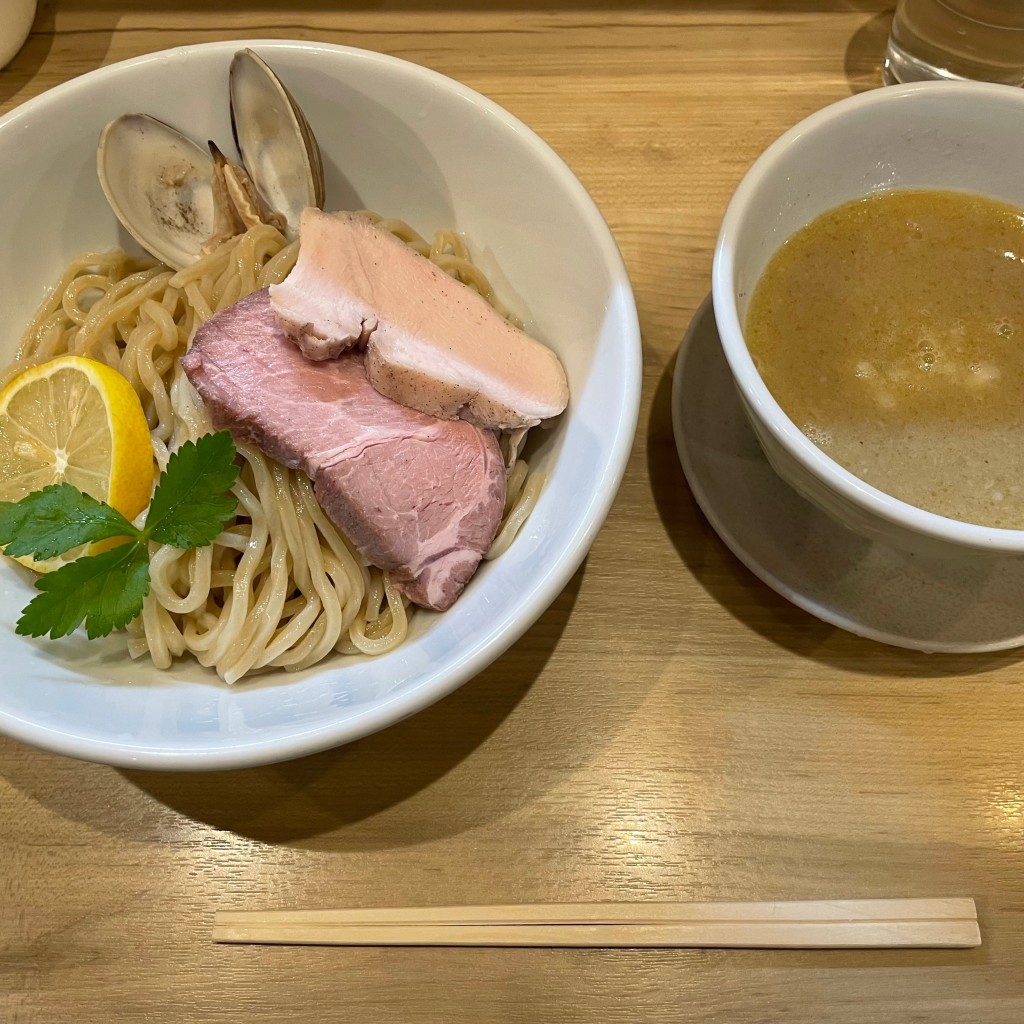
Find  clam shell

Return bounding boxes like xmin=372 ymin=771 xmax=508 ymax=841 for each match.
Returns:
xmin=229 ymin=48 xmax=325 ymax=241
xmin=97 ymin=114 xmax=216 ymax=272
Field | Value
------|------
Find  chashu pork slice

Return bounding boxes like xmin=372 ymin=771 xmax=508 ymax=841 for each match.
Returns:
xmin=268 ymin=209 xmax=569 ymax=431
xmin=180 ymin=288 xmax=506 ymax=612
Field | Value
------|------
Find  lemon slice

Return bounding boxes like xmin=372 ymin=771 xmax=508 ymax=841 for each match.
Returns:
xmin=0 ymin=354 xmax=155 ymax=571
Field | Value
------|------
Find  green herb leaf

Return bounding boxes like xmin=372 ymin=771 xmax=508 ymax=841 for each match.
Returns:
xmin=3 ymin=429 xmax=240 ymax=642
xmin=16 ymin=541 xmax=150 ymax=640
xmin=0 ymin=484 xmax=141 ymax=559
xmin=144 ymin=432 xmax=240 ymax=548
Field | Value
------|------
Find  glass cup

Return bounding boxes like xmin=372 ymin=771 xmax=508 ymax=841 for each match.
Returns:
xmin=883 ymin=0 xmax=1024 ymax=86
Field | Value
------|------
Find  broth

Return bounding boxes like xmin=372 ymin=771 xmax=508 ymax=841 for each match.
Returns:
xmin=745 ymin=189 xmax=1024 ymax=529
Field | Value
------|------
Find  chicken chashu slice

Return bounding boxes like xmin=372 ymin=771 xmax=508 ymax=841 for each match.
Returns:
xmin=269 ymin=209 xmax=569 ymax=431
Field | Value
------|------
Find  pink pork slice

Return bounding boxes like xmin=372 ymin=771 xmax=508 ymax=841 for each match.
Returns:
xmin=268 ymin=209 xmax=570 ymax=431
xmin=180 ymin=288 xmax=506 ymax=612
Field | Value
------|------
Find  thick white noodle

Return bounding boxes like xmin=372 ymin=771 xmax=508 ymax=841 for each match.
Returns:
xmin=9 ymin=218 xmax=540 ymax=682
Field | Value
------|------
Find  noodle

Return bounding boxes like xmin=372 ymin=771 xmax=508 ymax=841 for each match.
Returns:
xmin=6 ymin=217 xmax=540 ymax=682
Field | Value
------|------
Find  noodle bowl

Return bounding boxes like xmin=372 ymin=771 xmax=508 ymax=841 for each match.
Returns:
xmin=0 ymin=39 xmax=638 ymax=768
xmin=5 ymin=216 xmax=540 ymax=683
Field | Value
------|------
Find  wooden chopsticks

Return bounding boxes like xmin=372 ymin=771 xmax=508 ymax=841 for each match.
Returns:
xmin=213 ymin=898 xmax=980 ymax=948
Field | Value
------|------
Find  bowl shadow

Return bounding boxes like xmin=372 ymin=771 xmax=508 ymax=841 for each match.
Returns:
xmin=647 ymin=322 xmax=1020 ymax=679
xmin=117 ymin=563 xmax=585 ymax=849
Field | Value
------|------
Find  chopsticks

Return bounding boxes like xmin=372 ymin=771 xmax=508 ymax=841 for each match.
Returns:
xmin=213 ymin=897 xmax=980 ymax=948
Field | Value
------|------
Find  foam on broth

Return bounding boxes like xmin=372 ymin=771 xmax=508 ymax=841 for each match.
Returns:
xmin=746 ymin=189 xmax=1024 ymax=530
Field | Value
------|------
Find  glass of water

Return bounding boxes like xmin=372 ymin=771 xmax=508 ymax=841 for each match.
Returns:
xmin=883 ymin=0 xmax=1024 ymax=86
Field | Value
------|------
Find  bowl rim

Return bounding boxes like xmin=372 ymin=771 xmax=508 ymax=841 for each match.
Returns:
xmin=0 ymin=38 xmax=642 ymax=770
xmin=712 ymin=79 xmax=1024 ymax=554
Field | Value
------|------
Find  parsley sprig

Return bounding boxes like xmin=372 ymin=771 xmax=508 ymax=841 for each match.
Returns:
xmin=0 ymin=431 xmax=240 ymax=640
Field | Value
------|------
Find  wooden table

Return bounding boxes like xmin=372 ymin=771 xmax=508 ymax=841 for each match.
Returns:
xmin=3 ymin=2 xmax=1022 ymax=1021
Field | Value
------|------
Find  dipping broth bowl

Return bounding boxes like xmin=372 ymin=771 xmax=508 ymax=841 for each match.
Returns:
xmin=712 ymin=81 xmax=1024 ymax=559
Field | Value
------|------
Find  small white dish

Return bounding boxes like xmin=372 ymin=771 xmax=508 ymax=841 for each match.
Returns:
xmin=672 ymin=297 xmax=1024 ymax=654
xmin=0 ymin=0 xmax=35 ymax=69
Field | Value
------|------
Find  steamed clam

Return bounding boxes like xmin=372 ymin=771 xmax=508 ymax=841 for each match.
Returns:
xmin=96 ymin=49 xmax=323 ymax=271
xmin=229 ymin=49 xmax=325 ymax=235
xmin=96 ymin=114 xmax=219 ymax=273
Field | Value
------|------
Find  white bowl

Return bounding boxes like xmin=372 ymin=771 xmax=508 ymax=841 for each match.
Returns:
xmin=0 ymin=40 xmax=640 ymax=769
xmin=713 ymin=81 xmax=1024 ymax=559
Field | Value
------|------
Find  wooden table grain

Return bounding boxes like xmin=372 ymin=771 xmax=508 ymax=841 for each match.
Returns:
xmin=2 ymin=2 xmax=1022 ymax=1022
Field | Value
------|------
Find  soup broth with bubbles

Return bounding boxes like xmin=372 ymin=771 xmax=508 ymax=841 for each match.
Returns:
xmin=745 ymin=189 xmax=1024 ymax=530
